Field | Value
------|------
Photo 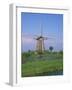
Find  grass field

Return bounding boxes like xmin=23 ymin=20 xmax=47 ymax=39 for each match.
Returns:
xmin=21 ymin=51 xmax=63 ymax=77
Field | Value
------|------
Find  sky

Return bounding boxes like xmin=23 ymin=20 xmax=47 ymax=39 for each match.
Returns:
xmin=21 ymin=12 xmax=63 ymax=52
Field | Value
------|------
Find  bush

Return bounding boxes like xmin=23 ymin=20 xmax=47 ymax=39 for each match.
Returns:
xmin=59 ymin=51 xmax=63 ymax=55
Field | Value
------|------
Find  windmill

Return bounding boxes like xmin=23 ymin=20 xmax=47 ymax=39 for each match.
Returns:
xmin=34 ymin=24 xmax=48 ymax=54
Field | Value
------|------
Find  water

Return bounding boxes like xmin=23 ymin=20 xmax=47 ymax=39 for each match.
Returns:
xmin=33 ymin=70 xmax=63 ymax=76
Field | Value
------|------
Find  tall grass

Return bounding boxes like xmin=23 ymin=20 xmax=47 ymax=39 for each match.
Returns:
xmin=21 ymin=51 xmax=63 ymax=77
xmin=22 ymin=59 xmax=63 ymax=77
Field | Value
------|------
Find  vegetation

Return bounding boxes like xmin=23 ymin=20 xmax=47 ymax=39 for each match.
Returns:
xmin=49 ymin=46 xmax=53 ymax=52
xmin=21 ymin=50 xmax=63 ymax=77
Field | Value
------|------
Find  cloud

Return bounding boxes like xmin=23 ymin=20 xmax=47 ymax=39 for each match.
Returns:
xmin=21 ymin=32 xmax=36 ymax=52
xmin=21 ymin=32 xmax=35 ymax=44
xmin=22 ymin=37 xmax=34 ymax=43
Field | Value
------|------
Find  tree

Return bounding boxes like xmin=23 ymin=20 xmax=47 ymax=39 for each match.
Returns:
xmin=59 ymin=50 xmax=63 ymax=55
xmin=49 ymin=46 xmax=53 ymax=52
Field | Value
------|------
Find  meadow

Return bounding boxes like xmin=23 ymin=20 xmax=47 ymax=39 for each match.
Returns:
xmin=21 ymin=51 xmax=63 ymax=77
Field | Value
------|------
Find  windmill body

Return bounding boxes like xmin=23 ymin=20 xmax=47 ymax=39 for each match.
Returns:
xmin=34 ymin=25 xmax=47 ymax=54
xmin=36 ymin=36 xmax=44 ymax=53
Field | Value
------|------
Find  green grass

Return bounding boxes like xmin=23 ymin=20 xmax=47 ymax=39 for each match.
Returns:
xmin=21 ymin=60 xmax=63 ymax=77
xmin=21 ymin=52 xmax=63 ymax=77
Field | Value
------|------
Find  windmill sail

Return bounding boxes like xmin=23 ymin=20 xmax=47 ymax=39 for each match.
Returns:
xmin=34 ymin=24 xmax=48 ymax=54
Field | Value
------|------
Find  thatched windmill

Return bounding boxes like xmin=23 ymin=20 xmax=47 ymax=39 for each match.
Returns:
xmin=34 ymin=25 xmax=47 ymax=54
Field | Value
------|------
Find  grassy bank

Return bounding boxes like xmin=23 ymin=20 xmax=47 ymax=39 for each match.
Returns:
xmin=21 ymin=52 xmax=63 ymax=77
